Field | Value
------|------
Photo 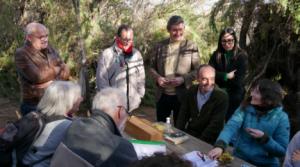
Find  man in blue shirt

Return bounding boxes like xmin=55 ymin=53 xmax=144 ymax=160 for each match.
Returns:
xmin=176 ymin=65 xmax=229 ymax=144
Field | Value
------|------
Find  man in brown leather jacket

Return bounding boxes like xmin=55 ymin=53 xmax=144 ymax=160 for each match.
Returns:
xmin=150 ymin=15 xmax=200 ymax=124
xmin=15 ymin=22 xmax=70 ymax=115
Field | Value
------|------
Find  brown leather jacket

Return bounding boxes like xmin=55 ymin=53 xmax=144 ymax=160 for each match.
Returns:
xmin=15 ymin=42 xmax=69 ymax=105
xmin=150 ymin=38 xmax=200 ymax=101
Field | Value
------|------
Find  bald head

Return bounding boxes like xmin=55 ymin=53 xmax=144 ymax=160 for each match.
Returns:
xmin=25 ymin=22 xmax=49 ymax=50
xmin=198 ymin=65 xmax=215 ymax=76
xmin=197 ymin=65 xmax=216 ymax=93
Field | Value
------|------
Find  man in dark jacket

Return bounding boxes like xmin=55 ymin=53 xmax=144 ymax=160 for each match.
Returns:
xmin=15 ymin=22 xmax=70 ymax=115
xmin=176 ymin=65 xmax=229 ymax=145
xmin=50 ymin=87 xmax=137 ymax=167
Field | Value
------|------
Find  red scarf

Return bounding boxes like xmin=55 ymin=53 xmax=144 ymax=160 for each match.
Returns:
xmin=116 ymin=37 xmax=133 ymax=55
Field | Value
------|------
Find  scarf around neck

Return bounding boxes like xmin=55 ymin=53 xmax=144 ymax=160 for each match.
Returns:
xmin=115 ymin=37 xmax=133 ymax=55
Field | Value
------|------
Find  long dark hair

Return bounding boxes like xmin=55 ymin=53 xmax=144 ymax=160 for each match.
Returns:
xmin=215 ymin=27 xmax=241 ymax=63
xmin=241 ymin=79 xmax=284 ymax=109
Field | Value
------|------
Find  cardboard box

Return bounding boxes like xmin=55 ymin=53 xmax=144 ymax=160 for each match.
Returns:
xmin=125 ymin=116 xmax=163 ymax=141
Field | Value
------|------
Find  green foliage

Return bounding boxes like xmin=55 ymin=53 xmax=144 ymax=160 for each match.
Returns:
xmin=286 ymin=0 xmax=300 ymax=34
xmin=5 ymin=0 xmax=299 ymax=108
xmin=141 ymin=70 xmax=156 ymax=107
xmin=209 ymin=0 xmax=300 ymax=92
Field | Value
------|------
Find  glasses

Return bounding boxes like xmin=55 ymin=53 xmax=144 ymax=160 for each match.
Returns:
xmin=31 ymin=34 xmax=48 ymax=40
xmin=117 ymin=105 xmax=131 ymax=116
xmin=120 ymin=38 xmax=133 ymax=43
xmin=221 ymin=39 xmax=234 ymax=45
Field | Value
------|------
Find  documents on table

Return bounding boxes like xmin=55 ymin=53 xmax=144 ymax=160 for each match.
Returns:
xmin=130 ymin=139 xmax=166 ymax=159
xmin=183 ymin=151 xmax=218 ymax=167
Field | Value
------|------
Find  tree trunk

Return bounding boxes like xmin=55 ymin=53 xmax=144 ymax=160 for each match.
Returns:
xmin=72 ymin=0 xmax=90 ymax=106
xmin=239 ymin=0 xmax=258 ymax=49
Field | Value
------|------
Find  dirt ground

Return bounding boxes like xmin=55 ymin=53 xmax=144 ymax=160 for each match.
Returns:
xmin=0 ymin=97 xmax=19 ymax=127
xmin=0 ymin=96 xmax=156 ymax=127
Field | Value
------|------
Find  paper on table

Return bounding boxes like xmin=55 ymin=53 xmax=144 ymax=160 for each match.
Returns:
xmin=183 ymin=151 xmax=218 ymax=167
xmin=130 ymin=139 xmax=166 ymax=159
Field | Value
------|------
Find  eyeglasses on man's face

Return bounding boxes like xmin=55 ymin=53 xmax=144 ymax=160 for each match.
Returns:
xmin=31 ymin=34 xmax=49 ymax=40
xmin=120 ymin=37 xmax=133 ymax=43
xmin=117 ymin=105 xmax=131 ymax=116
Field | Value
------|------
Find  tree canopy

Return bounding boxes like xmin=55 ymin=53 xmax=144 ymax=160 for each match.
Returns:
xmin=0 ymin=1 xmax=299 ymax=122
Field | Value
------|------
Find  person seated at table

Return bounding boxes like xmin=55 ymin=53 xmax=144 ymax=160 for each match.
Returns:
xmin=50 ymin=87 xmax=137 ymax=167
xmin=22 ymin=81 xmax=82 ymax=167
xmin=176 ymin=64 xmax=229 ymax=144
xmin=129 ymin=153 xmax=192 ymax=167
xmin=283 ymin=131 xmax=300 ymax=167
xmin=208 ymin=79 xmax=290 ymax=167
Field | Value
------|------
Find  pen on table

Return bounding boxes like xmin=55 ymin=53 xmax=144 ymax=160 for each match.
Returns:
xmin=197 ymin=151 xmax=205 ymax=161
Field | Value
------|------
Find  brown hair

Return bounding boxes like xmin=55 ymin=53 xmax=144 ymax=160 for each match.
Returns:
xmin=241 ymin=79 xmax=284 ymax=109
xmin=167 ymin=15 xmax=184 ymax=31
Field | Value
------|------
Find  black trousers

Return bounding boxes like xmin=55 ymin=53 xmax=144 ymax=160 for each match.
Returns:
xmin=225 ymin=91 xmax=244 ymax=122
xmin=156 ymin=94 xmax=180 ymax=124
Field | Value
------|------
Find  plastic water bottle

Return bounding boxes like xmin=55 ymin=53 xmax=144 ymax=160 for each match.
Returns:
xmin=165 ymin=117 xmax=172 ymax=134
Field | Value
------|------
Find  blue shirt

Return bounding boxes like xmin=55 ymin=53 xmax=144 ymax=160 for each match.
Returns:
xmin=197 ymin=88 xmax=213 ymax=112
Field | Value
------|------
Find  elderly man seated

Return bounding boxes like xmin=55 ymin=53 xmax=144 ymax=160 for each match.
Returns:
xmin=176 ymin=65 xmax=229 ymax=145
xmin=50 ymin=87 xmax=137 ymax=167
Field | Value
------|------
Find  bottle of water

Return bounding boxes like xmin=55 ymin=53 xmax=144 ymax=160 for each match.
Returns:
xmin=165 ymin=117 xmax=172 ymax=134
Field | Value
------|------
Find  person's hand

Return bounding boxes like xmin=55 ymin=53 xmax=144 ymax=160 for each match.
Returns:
xmin=59 ymin=64 xmax=70 ymax=80
xmin=157 ymin=76 xmax=169 ymax=88
xmin=245 ymin=128 xmax=264 ymax=138
xmin=169 ymin=77 xmax=184 ymax=87
xmin=292 ymin=150 xmax=300 ymax=161
xmin=208 ymin=147 xmax=223 ymax=160
xmin=226 ymin=70 xmax=236 ymax=79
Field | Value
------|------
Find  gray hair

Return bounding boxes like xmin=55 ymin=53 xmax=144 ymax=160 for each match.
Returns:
xmin=25 ymin=22 xmax=48 ymax=36
xmin=92 ymin=88 xmax=126 ymax=116
xmin=37 ymin=81 xmax=81 ymax=117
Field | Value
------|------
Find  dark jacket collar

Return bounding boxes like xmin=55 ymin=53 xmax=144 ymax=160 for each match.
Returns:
xmin=91 ymin=109 xmax=122 ymax=137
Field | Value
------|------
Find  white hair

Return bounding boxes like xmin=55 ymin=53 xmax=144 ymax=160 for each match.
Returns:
xmin=25 ymin=22 xmax=48 ymax=36
xmin=92 ymin=87 xmax=126 ymax=116
xmin=37 ymin=81 xmax=81 ymax=117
